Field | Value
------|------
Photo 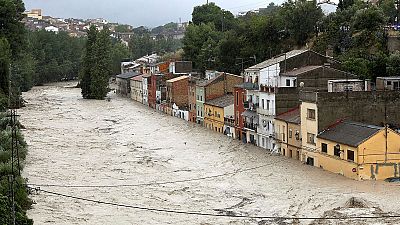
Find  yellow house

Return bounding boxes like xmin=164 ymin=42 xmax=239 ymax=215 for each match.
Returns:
xmin=316 ymin=120 xmax=400 ymax=180
xmin=204 ymin=95 xmax=234 ymax=134
xmin=275 ymin=107 xmax=302 ymax=161
xmin=300 ymin=101 xmax=319 ymax=165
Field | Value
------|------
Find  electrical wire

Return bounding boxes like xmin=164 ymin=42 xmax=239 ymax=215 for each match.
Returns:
xmin=27 ymin=159 xmax=282 ymax=188
xmin=29 ymin=187 xmax=400 ymax=221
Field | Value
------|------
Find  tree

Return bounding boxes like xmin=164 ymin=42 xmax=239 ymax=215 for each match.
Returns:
xmin=387 ymin=52 xmax=400 ymax=76
xmin=110 ymin=41 xmax=130 ymax=75
xmin=0 ymin=38 xmax=10 ymax=111
xmin=80 ymin=26 xmax=98 ymax=99
xmin=0 ymin=0 xmax=26 ymax=56
xmin=192 ymin=3 xmax=235 ymax=32
xmin=90 ymin=28 xmax=112 ymax=99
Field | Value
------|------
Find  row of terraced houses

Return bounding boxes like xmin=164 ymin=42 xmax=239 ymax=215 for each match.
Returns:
xmin=116 ymin=50 xmax=400 ymax=181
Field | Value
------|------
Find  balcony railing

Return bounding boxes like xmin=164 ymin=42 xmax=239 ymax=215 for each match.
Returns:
xmin=243 ymin=82 xmax=259 ymax=90
xmin=244 ymin=102 xmax=259 ymax=111
xmin=257 ymin=108 xmax=275 ymax=116
xmin=244 ymin=122 xmax=257 ymax=131
xmin=260 ymin=85 xmax=277 ymax=93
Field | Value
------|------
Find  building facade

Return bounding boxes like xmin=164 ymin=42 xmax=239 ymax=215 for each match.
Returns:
xmin=204 ymin=95 xmax=234 ymax=135
xmin=130 ymin=75 xmax=143 ymax=103
xmin=316 ymin=121 xmax=400 ymax=180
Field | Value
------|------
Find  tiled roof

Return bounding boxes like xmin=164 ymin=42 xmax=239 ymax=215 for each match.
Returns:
xmin=275 ymin=107 xmax=301 ymax=124
xmin=281 ymin=66 xmax=322 ymax=76
xmin=116 ymin=71 xmax=141 ymax=79
xmin=205 ymin=95 xmax=234 ymax=108
xmin=167 ymin=75 xmax=189 ymax=83
xmin=131 ymin=75 xmax=144 ymax=81
xmin=318 ymin=121 xmax=383 ymax=147
xmin=247 ymin=49 xmax=308 ymax=70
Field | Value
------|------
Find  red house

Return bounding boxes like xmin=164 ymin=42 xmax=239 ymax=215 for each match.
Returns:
xmin=234 ymin=85 xmax=246 ymax=142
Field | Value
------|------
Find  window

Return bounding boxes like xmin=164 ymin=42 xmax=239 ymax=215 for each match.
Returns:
xmin=334 ymin=144 xmax=341 ymax=157
xmin=347 ymin=150 xmax=355 ymax=161
xmin=266 ymin=100 xmax=270 ymax=110
xmin=307 ymin=133 xmax=315 ymax=145
xmin=289 ymin=129 xmax=292 ymax=138
xmin=387 ymin=81 xmax=392 ymax=86
xmin=261 ymin=99 xmax=264 ymax=109
xmin=344 ymin=85 xmax=353 ymax=92
xmin=286 ymin=79 xmax=291 ymax=86
xmin=307 ymin=109 xmax=316 ymax=120
xmin=282 ymin=126 xmax=286 ymax=142
xmin=295 ymin=130 xmax=300 ymax=140
xmin=321 ymin=143 xmax=328 ymax=153
xmin=236 ymin=92 xmax=239 ymax=106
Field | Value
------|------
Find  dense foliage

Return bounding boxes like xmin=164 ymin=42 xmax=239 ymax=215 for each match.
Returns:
xmin=80 ymin=26 xmax=113 ymax=100
xmin=183 ymin=0 xmax=400 ymax=80
xmin=128 ymin=23 xmax=183 ymax=59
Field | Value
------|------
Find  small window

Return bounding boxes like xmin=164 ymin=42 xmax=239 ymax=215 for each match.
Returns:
xmin=321 ymin=143 xmax=328 ymax=153
xmin=387 ymin=81 xmax=392 ymax=86
xmin=334 ymin=145 xmax=341 ymax=157
xmin=236 ymin=92 xmax=239 ymax=106
xmin=307 ymin=109 xmax=316 ymax=120
xmin=286 ymin=79 xmax=291 ymax=86
xmin=307 ymin=133 xmax=315 ymax=145
xmin=289 ymin=129 xmax=293 ymax=138
xmin=347 ymin=150 xmax=355 ymax=161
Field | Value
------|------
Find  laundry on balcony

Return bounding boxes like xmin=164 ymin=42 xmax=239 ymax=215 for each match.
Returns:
xmin=242 ymin=110 xmax=258 ymax=120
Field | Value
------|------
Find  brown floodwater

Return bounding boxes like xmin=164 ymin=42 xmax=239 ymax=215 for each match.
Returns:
xmin=19 ymin=83 xmax=400 ymax=225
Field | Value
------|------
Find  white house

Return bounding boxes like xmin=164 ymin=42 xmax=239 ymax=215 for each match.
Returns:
xmin=45 ymin=26 xmax=59 ymax=33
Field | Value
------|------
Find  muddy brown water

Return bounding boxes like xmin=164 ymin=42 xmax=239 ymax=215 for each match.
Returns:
xmin=20 ymin=83 xmax=400 ymax=225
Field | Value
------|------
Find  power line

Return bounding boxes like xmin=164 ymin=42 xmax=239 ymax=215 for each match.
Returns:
xmin=30 ymin=187 xmax=400 ymax=221
xmin=28 ymin=160 xmax=282 ymax=188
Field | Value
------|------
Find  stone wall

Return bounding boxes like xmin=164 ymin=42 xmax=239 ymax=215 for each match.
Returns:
xmin=316 ymin=91 xmax=400 ymax=131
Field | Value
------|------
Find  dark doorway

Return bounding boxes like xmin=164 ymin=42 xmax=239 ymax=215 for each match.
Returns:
xmin=306 ymin=157 xmax=314 ymax=166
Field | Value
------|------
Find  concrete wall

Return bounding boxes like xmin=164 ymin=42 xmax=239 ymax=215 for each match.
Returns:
xmin=316 ymin=91 xmax=400 ymax=132
xmin=167 ymin=77 xmax=189 ymax=108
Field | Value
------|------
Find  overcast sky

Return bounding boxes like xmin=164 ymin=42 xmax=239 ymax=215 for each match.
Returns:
xmin=23 ymin=0 xmax=287 ymax=27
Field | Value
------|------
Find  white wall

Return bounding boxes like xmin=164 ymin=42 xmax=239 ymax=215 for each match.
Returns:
xmin=223 ymin=104 xmax=234 ymax=118
xmin=259 ymin=64 xmax=280 ymax=87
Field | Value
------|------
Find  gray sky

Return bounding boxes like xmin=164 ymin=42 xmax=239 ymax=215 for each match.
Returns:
xmin=23 ymin=0 xmax=285 ymax=27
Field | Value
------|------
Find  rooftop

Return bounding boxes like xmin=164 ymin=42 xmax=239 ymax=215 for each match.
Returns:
xmin=247 ymin=49 xmax=308 ymax=70
xmin=317 ymin=120 xmax=383 ymax=147
xmin=116 ymin=71 xmax=141 ymax=79
xmin=275 ymin=107 xmax=301 ymax=124
xmin=167 ymin=75 xmax=189 ymax=83
xmin=131 ymin=74 xmax=144 ymax=81
xmin=328 ymin=79 xmax=365 ymax=83
xmin=377 ymin=77 xmax=400 ymax=80
xmin=281 ymin=65 xmax=322 ymax=77
xmin=205 ymin=95 xmax=234 ymax=108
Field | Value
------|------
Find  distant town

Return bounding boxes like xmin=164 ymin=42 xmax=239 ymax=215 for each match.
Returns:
xmin=22 ymin=8 xmax=189 ymax=44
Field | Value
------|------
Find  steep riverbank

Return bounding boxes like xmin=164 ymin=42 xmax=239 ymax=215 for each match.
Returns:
xmin=20 ymin=83 xmax=400 ymax=225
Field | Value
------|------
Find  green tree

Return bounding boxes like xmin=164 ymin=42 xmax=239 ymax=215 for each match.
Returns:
xmin=90 ymin=28 xmax=112 ymax=99
xmin=110 ymin=42 xmax=130 ymax=75
xmin=387 ymin=52 xmax=400 ymax=76
xmin=0 ymin=0 xmax=26 ymax=56
xmin=80 ymin=26 xmax=98 ymax=99
xmin=0 ymin=38 xmax=10 ymax=111
xmin=192 ymin=3 xmax=235 ymax=32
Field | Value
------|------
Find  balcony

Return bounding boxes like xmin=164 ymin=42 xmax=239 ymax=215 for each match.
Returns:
xmin=224 ymin=118 xmax=235 ymax=127
xmin=244 ymin=102 xmax=259 ymax=111
xmin=244 ymin=122 xmax=258 ymax=131
xmin=260 ymin=84 xmax=277 ymax=93
xmin=257 ymin=108 xmax=275 ymax=116
xmin=243 ymin=82 xmax=259 ymax=90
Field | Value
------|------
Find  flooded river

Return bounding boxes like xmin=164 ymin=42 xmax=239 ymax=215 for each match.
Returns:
xmin=19 ymin=83 xmax=400 ymax=224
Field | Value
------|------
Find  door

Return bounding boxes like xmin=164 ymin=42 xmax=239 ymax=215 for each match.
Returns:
xmin=307 ymin=157 xmax=314 ymax=166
